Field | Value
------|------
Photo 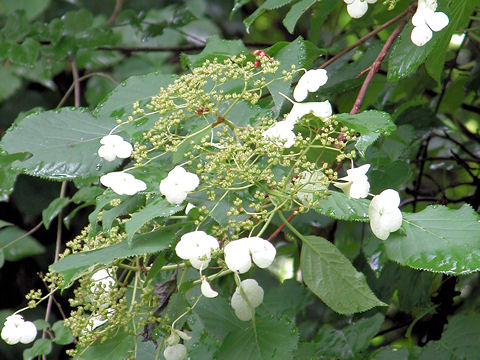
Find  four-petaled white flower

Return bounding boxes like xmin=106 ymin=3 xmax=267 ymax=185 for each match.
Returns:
xmin=100 ymin=172 xmax=147 ymax=196
xmin=296 ymin=170 xmax=328 ymax=204
xmin=293 ymin=69 xmax=328 ymax=102
xmin=160 ymin=166 xmax=200 ymax=205
xmin=175 ymin=231 xmax=219 ymax=270
xmin=1 ymin=314 xmax=37 ymax=345
xmin=224 ymin=237 xmax=276 ymax=274
xmin=201 ymin=279 xmax=218 ymax=298
xmin=334 ymin=164 xmax=370 ymax=199
xmin=231 ymin=279 xmax=264 ymax=321
xmin=368 ymin=189 xmax=403 ymax=240
xmin=285 ymin=100 xmax=333 ymax=124
xmin=262 ymin=120 xmax=296 ymax=148
xmin=98 ymin=135 xmax=133 ymax=162
xmin=344 ymin=0 xmax=377 ymax=19
xmin=411 ymin=0 xmax=449 ymax=47
xmin=164 ymin=343 xmax=187 ymax=360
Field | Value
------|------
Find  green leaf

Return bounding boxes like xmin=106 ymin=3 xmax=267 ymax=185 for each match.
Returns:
xmin=23 ymin=339 xmax=52 ymax=360
xmin=194 ymin=297 xmax=244 ymax=340
xmin=75 ymin=330 xmax=134 ymax=360
xmin=50 ymin=230 xmax=174 ymax=287
xmin=301 ymin=235 xmax=386 ymax=314
xmin=0 ymin=226 xmax=45 ymax=261
xmin=181 ymin=35 xmax=247 ymax=69
xmin=370 ymin=347 xmax=410 ymax=360
xmin=0 ymin=67 xmax=22 ymax=101
xmin=72 ymin=186 xmax=103 ymax=204
xmin=282 ymin=0 xmax=316 ymax=34
xmin=385 ymin=204 xmax=480 ymax=275
xmin=315 ymin=191 xmax=370 ymax=222
xmin=243 ymin=0 xmax=293 ymax=33
xmin=8 ymin=38 xmax=40 ymax=66
xmin=0 ymin=0 xmax=50 ymax=20
xmin=426 ymin=0 xmax=479 ymax=83
xmin=42 ymin=197 xmax=71 ymax=230
xmin=387 ymin=23 xmax=438 ymax=81
xmin=313 ymin=313 xmax=385 ymax=358
xmin=0 ymin=152 xmax=29 ymax=201
xmin=262 ymin=279 xmax=312 ymax=319
xmin=336 ymin=111 xmax=396 ymax=157
xmin=126 ymin=197 xmax=183 ymax=245
xmin=0 ymin=108 xmax=119 ymax=180
xmin=102 ymin=193 xmax=145 ymax=232
xmin=419 ymin=313 xmax=480 ymax=360
xmin=52 ymin=320 xmax=74 ymax=345
xmin=216 ymin=316 xmax=298 ymax=360
xmin=94 ymin=72 xmax=176 ymax=123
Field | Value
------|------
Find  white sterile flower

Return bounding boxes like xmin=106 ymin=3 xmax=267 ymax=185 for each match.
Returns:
xmin=285 ymin=100 xmax=333 ymax=124
xmin=1 ymin=315 xmax=37 ymax=345
xmin=98 ymin=135 xmax=133 ymax=162
xmin=344 ymin=0 xmax=377 ymax=19
xmin=262 ymin=120 xmax=296 ymax=148
xmin=411 ymin=0 xmax=449 ymax=47
xmin=175 ymin=231 xmax=219 ymax=270
xmin=293 ymin=69 xmax=328 ymax=102
xmin=159 ymin=166 xmax=200 ymax=205
xmin=231 ymin=279 xmax=264 ymax=321
xmin=100 ymin=172 xmax=146 ymax=196
xmin=296 ymin=170 xmax=328 ymax=204
xmin=91 ymin=269 xmax=115 ymax=293
xmin=86 ymin=316 xmax=108 ymax=331
xmin=185 ymin=203 xmax=196 ymax=214
xmin=224 ymin=237 xmax=276 ymax=273
xmin=201 ymin=279 xmax=218 ymax=298
xmin=335 ymin=164 xmax=370 ymax=199
xmin=368 ymin=189 xmax=403 ymax=240
xmin=164 ymin=344 xmax=187 ymax=360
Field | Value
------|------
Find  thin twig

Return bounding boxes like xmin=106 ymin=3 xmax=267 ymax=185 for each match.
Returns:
xmin=57 ymin=72 xmax=118 ymax=108
xmin=106 ymin=0 xmax=123 ymax=26
xmin=350 ymin=18 xmax=409 ymax=114
xmin=319 ymin=5 xmax=413 ymax=70
xmin=0 ymin=221 xmax=43 ymax=251
xmin=267 ymin=211 xmax=297 ymax=242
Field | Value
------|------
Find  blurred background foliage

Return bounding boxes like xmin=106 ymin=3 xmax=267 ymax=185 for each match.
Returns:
xmin=0 ymin=0 xmax=479 ymax=359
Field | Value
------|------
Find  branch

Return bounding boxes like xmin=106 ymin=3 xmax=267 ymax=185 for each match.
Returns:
xmin=319 ymin=5 xmax=413 ymax=70
xmin=267 ymin=211 xmax=297 ymax=242
xmin=106 ymin=0 xmax=123 ymax=26
xmin=350 ymin=17 xmax=409 ymax=114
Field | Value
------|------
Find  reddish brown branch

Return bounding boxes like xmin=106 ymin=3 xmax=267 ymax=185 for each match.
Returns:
xmin=267 ymin=211 xmax=297 ymax=242
xmin=320 ymin=5 xmax=413 ymax=70
xmin=350 ymin=18 xmax=408 ymax=115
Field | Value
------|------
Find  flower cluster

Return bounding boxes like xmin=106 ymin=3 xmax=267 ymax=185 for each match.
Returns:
xmin=224 ymin=237 xmax=276 ymax=273
xmin=1 ymin=314 xmax=37 ymax=345
xmin=175 ymin=231 xmax=219 ymax=270
xmin=160 ymin=166 xmax=200 ymax=205
xmin=296 ymin=170 xmax=329 ymax=204
xmin=231 ymin=279 xmax=264 ymax=321
xmin=343 ymin=0 xmax=377 ymax=19
xmin=411 ymin=0 xmax=449 ymax=47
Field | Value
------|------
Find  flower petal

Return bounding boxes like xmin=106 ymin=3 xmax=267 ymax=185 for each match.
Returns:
xmin=411 ymin=24 xmax=433 ymax=47
xmin=201 ymin=279 xmax=218 ymax=298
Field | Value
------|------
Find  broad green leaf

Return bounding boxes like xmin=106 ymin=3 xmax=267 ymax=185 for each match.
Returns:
xmin=50 ymin=230 xmax=174 ymax=287
xmin=301 ymin=235 xmax=386 ymax=314
xmin=0 ymin=67 xmax=22 ymax=101
xmin=369 ymin=161 xmax=412 ymax=194
xmin=0 ymin=0 xmax=50 ymax=20
xmin=0 ymin=226 xmax=45 ymax=261
xmin=315 ymin=191 xmax=370 ymax=222
xmin=42 ymin=197 xmax=71 ymax=230
xmin=262 ymin=279 xmax=312 ymax=319
xmin=216 ymin=316 xmax=298 ymax=360
xmin=243 ymin=0 xmax=293 ymax=33
xmin=385 ymin=204 xmax=480 ymax=274
xmin=0 ymin=108 xmax=119 ymax=180
xmin=23 ymin=339 xmax=52 ymax=360
xmin=336 ymin=111 xmax=396 ymax=157
xmin=76 ymin=330 xmax=134 ymax=360
xmin=282 ymin=0 xmax=316 ymax=34
xmin=8 ymin=38 xmax=40 ymax=66
xmin=72 ymin=186 xmax=103 ymax=204
xmin=426 ymin=0 xmax=479 ymax=83
xmin=194 ymin=297 xmax=245 ymax=340
xmin=52 ymin=320 xmax=74 ymax=345
xmin=419 ymin=313 xmax=480 ymax=360
xmin=181 ymin=35 xmax=247 ymax=69
xmin=313 ymin=313 xmax=385 ymax=358
xmin=370 ymin=347 xmax=410 ymax=360
xmin=102 ymin=193 xmax=145 ymax=232
xmin=0 ymin=152 xmax=28 ymax=201
xmin=94 ymin=72 xmax=176 ymax=122
xmin=125 ymin=197 xmax=183 ymax=245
